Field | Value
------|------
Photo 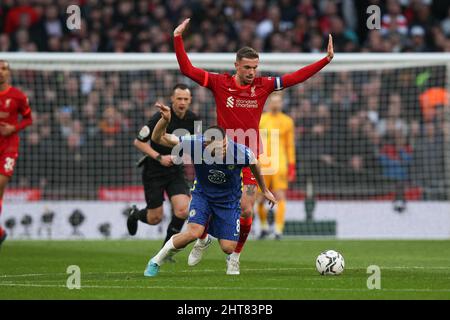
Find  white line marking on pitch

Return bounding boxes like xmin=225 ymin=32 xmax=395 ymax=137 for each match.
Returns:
xmin=1 ymin=265 xmax=449 ymax=279
xmin=0 ymin=283 xmax=449 ymax=293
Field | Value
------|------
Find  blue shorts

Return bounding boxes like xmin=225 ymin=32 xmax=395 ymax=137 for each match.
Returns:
xmin=188 ymin=193 xmax=241 ymax=241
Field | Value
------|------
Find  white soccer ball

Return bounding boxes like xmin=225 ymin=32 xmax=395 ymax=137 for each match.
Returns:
xmin=316 ymin=250 xmax=345 ymax=275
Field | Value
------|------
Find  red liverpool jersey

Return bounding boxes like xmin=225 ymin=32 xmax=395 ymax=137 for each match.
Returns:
xmin=174 ymin=35 xmax=330 ymax=154
xmin=205 ymin=73 xmax=277 ymax=154
xmin=0 ymin=86 xmax=32 ymax=153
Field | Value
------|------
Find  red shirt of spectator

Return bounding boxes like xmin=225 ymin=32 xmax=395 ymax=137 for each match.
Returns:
xmin=4 ymin=5 xmax=40 ymax=34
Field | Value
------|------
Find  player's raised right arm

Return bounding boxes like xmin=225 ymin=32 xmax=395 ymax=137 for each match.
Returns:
xmin=174 ymin=18 xmax=209 ymax=86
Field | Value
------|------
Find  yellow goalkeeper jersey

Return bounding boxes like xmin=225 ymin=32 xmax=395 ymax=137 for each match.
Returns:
xmin=259 ymin=111 xmax=295 ymax=175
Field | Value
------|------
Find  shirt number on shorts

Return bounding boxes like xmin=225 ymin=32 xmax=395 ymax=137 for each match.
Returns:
xmin=4 ymin=157 xmax=15 ymax=172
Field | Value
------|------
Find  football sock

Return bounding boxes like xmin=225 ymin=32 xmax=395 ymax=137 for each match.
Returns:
xmin=162 ymin=214 xmax=185 ymax=245
xmin=257 ymin=202 xmax=268 ymax=230
xmin=152 ymin=236 xmax=179 ymax=266
xmin=199 ymin=223 xmax=209 ymax=239
xmin=136 ymin=208 xmax=149 ymax=224
xmin=275 ymin=199 xmax=286 ymax=235
xmin=198 ymin=235 xmax=209 ymax=245
xmin=234 ymin=216 xmax=252 ymax=253
xmin=230 ymin=252 xmax=240 ymax=261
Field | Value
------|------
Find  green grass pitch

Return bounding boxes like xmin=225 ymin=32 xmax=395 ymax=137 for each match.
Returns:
xmin=0 ymin=239 xmax=449 ymax=300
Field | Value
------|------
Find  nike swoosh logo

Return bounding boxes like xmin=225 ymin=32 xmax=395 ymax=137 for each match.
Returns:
xmin=228 ymin=88 xmax=237 ymax=91
xmin=233 ymin=233 xmax=239 ymax=236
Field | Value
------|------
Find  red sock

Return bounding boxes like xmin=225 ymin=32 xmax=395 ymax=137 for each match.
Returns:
xmin=199 ymin=221 xmax=209 ymax=239
xmin=234 ymin=216 xmax=253 ymax=253
xmin=0 ymin=227 xmax=4 ymax=238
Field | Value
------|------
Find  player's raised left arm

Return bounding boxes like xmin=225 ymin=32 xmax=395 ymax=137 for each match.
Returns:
xmin=249 ymin=160 xmax=277 ymax=208
xmin=280 ymin=34 xmax=333 ymax=89
xmin=151 ymin=102 xmax=179 ymax=148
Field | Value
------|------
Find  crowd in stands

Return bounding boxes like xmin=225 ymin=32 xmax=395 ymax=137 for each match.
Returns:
xmin=1 ymin=0 xmax=450 ymax=53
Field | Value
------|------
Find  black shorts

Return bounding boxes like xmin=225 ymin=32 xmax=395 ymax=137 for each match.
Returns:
xmin=143 ymin=171 xmax=191 ymax=209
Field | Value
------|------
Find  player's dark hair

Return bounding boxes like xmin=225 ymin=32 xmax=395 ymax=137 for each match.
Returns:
xmin=172 ymin=83 xmax=190 ymax=93
xmin=236 ymin=47 xmax=259 ymax=61
xmin=204 ymin=125 xmax=226 ymax=142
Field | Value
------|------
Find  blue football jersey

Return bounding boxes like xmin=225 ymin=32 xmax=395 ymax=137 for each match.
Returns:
xmin=179 ymin=135 xmax=256 ymax=202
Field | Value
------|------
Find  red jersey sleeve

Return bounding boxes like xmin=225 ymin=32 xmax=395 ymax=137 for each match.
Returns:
xmin=174 ymin=35 xmax=223 ymax=92
xmin=280 ymin=57 xmax=330 ymax=89
xmin=174 ymin=35 xmax=209 ymax=87
xmin=15 ymin=94 xmax=32 ymax=132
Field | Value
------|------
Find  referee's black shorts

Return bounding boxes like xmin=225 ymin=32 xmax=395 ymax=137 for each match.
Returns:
xmin=142 ymin=171 xmax=191 ymax=209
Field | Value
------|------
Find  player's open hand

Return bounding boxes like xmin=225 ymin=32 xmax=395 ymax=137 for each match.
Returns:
xmin=0 ymin=122 xmax=16 ymax=136
xmin=155 ymin=102 xmax=171 ymax=122
xmin=327 ymin=34 xmax=334 ymax=61
xmin=263 ymin=190 xmax=277 ymax=209
xmin=174 ymin=18 xmax=190 ymax=37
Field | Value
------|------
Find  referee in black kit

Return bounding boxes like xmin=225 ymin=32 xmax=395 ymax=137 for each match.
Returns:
xmin=127 ymin=83 xmax=200 ymax=248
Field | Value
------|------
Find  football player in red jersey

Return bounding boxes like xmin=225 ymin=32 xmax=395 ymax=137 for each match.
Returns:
xmin=0 ymin=60 xmax=33 ymax=248
xmin=173 ymin=19 xmax=333 ymax=274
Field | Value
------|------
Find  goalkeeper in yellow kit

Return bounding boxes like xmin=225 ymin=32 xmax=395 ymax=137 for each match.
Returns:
xmin=257 ymin=92 xmax=296 ymax=240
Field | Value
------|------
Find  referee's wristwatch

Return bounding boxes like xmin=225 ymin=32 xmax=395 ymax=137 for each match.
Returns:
xmin=155 ymin=154 xmax=162 ymax=162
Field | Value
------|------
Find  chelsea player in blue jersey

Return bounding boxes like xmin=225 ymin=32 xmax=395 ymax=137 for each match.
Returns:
xmin=144 ymin=102 xmax=276 ymax=276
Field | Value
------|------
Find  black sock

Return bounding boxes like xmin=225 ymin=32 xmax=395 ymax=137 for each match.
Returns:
xmin=136 ymin=209 xmax=149 ymax=224
xmin=163 ymin=214 xmax=186 ymax=245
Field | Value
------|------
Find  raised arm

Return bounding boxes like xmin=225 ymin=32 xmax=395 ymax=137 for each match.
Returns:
xmin=173 ymin=18 xmax=209 ymax=86
xmin=249 ymin=160 xmax=277 ymax=208
xmin=151 ymin=102 xmax=180 ymax=148
xmin=281 ymin=34 xmax=334 ymax=89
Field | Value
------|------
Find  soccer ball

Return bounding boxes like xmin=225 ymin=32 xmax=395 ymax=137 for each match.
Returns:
xmin=316 ymin=250 xmax=345 ymax=275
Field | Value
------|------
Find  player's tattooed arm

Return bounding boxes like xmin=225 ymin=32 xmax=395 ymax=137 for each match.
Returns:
xmin=151 ymin=102 xmax=179 ymax=148
xmin=249 ymin=162 xmax=277 ymax=208
xmin=245 ymin=185 xmax=257 ymax=196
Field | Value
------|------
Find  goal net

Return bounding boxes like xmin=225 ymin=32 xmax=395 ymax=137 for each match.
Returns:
xmin=1 ymin=52 xmax=450 ymax=239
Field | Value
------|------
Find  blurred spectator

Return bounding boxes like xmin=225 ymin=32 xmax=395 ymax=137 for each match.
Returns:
xmin=407 ymin=25 xmax=430 ymax=52
xmin=298 ymin=104 xmax=337 ymax=186
xmin=411 ymin=121 xmax=446 ymax=193
xmin=377 ymin=93 xmax=408 ymax=138
xmin=3 ymin=0 xmax=40 ymax=34
xmin=381 ymin=0 xmax=408 ymax=36
xmin=337 ymin=115 xmax=380 ymax=184
xmin=379 ymin=128 xmax=412 ymax=182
